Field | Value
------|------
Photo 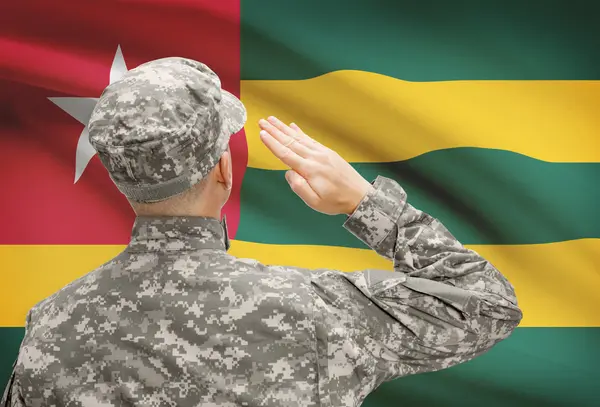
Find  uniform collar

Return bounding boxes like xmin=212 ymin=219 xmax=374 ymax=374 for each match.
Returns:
xmin=127 ymin=215 xmax=230 ymax=253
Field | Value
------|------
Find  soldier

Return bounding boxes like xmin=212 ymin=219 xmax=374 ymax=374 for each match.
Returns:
xmin=2 ymin=57 xmax=522 ymax=407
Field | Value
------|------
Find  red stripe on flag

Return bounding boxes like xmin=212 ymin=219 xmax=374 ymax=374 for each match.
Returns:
xmin=0 ymin=0 xmax=246 ymax=244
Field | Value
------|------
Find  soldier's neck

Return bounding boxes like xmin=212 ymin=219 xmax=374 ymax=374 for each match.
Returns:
xmin=132 ymin=202 xmax=221 ymax=220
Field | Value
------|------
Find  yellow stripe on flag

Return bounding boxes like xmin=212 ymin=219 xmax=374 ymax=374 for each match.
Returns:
xmin=1 ymin=239 xmax=598 ymax=327
xmin=241 ymin=73 xmax=600 ymax=169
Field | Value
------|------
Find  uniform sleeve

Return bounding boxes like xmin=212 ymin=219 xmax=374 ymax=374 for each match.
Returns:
xmin=308 ymin=176 xmax=522 ymax=405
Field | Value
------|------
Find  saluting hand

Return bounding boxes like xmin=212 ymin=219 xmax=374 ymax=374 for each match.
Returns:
xmin=258 ymin=116 xmax=374 ymax=216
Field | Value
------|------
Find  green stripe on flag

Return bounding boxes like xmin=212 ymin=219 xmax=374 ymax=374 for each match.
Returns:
xmin=242 ymin=0 xmax=600 ymax=81
xmin=237 ymin=149 xmax=599 ymax=246
xmin=0 ymin=328 xmax=21 ymax=393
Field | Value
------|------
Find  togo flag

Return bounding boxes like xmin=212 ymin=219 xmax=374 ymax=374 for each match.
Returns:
xmin=0 ymin=0 xmax=598 ymax=406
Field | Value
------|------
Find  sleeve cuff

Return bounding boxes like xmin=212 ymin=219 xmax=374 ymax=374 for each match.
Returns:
xmin=343 ymin=176 xmax=407 ymax=250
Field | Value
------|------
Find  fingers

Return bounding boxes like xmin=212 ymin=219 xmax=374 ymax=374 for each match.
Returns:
xmin=266 ymin=116 xmax=298 ymax=137
xmin=259 ymin=130 xmax=306 ymax=171
xmin=259 ymin=118 xmax=313 ymax=158
xmin=289 ymin=123 xmax=304 ymax=134
xmin=266 ymin=117 xmax=322 ymax=150
xmin=285 ymin=170 xmax=320 ymax=207
xmin=289 ymin=121 xmax=325 ymax=149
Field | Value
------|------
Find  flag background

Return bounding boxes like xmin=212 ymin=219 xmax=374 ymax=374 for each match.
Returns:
xmin=1 ymin=0 xmax=598 ymax=405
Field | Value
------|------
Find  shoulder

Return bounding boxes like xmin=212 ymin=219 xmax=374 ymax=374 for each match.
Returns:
xmin=27 ymin=254 xmax=122 ymax=327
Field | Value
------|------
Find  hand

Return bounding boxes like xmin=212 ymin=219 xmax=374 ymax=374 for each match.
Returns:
xmin=258 ymin=116 xmax=374 ymax=216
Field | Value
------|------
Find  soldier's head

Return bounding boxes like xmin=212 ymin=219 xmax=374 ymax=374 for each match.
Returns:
xmin=88 ymin=57 xmax=246 ymax=216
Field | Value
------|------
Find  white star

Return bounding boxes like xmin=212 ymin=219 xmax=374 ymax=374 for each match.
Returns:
xmin=49 ymin=46 xmax=128 ymax=183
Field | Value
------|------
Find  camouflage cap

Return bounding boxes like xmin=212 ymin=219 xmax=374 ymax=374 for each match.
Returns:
xmin=88 ymin=57 xmax=246 ymax=203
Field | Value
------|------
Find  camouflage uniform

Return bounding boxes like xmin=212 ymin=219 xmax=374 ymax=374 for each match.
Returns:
xmin=2 ymin=57 xmax=522 ymax=407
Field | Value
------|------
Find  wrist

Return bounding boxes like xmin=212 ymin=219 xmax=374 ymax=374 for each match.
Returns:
xmin=344 ymin=180 xmax=375 ymax=216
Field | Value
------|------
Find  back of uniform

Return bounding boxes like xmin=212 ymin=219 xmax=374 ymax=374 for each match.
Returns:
xmin=7 ymin=217 xmax=322 ymax=406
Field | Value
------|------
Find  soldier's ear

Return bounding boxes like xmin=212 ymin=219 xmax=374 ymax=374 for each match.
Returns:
xmin=217 ymin=149 xmax=232 ymax=190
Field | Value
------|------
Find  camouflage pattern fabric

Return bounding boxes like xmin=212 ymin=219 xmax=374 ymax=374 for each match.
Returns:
xmin=88 ymin=57 xmax=247 ymax=203
xmin=1 ymin=176 xmax=522 ymax=407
